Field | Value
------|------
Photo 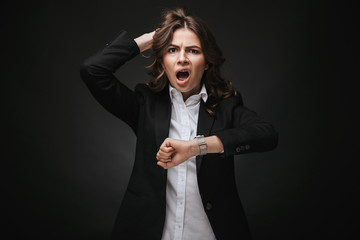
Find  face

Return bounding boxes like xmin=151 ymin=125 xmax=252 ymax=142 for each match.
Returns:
xmin=162 ymin=28 xmax=208 ymax=101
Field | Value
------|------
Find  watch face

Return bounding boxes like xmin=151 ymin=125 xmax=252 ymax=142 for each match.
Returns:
xmin=196 ymin=135 xmax=207 ymax=155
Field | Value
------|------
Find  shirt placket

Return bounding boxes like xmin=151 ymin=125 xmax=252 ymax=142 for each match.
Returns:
xmin=173 ymin=100 xmax=191 ymax=240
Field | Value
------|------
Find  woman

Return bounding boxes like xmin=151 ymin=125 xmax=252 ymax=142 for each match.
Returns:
xmin=80 ymin=6 xmax=278 ymax=240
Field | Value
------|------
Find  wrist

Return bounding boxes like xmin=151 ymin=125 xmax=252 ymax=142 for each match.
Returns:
xmin=134 ymin=32 xmax=154 ymax=53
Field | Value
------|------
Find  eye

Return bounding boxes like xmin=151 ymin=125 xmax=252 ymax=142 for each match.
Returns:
xmin=168 ymin=48 xmax=177 ymax=53
xmin=189 ymin=49 xmax=200 ymax=54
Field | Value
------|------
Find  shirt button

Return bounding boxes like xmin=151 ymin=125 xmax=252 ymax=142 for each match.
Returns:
xmin=206 ymin=202 xmax=212 ymax=210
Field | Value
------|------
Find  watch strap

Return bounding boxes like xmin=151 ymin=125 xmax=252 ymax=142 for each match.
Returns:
xmin=195 ymin=135 xmax=207 ymax=155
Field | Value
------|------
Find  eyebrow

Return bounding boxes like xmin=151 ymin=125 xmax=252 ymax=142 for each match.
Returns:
xmin=168 ymin=44 xmax=202 ymax=49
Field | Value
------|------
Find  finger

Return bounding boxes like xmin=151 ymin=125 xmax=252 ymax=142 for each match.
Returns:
xmin=157 ymin=150 xmax=174 ymax=161
xmin=160 ymin=145 xmax=174 ymax=153
xmin=157 ymin=161 xmax=176 ymax=169
xmin=157 ymin=156 xmax=172 ymax=163
xmin=157 ymin=150 xmax=174 ymax=158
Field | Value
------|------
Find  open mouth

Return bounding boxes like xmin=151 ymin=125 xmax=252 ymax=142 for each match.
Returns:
xmin=176 ymin=70 xmax=190 ymax=81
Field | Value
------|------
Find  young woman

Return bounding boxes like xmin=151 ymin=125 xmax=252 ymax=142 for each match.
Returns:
xmin=81 ymin=6 xmax=278 ymax=240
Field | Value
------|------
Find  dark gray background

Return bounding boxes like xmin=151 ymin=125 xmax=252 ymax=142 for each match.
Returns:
xmin=2 ymin=0 xmax=358 ymax=239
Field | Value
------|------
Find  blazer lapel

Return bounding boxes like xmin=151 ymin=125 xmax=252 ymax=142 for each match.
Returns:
xmin=155 ymin=88 xmax=171 ymax=176
xmin=196 ymin=100 xmax=215 ymax=174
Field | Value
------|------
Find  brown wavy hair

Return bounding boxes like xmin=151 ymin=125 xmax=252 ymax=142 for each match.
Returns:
xmin=147 ymin=6 xmax=236 ymax=116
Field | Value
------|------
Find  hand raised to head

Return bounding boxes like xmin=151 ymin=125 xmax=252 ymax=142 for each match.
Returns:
xmin=134 ymin=31 xmax=156 ymax=53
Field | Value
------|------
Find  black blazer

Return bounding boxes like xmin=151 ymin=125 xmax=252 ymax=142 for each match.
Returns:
xmin=80 ymin=30 xmax=278 ymax=240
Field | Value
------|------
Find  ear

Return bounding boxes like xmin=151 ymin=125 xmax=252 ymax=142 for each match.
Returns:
xmin=205 ymin=63 xmax=209 ymax=70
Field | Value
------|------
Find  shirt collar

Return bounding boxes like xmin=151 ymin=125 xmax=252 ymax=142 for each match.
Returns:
xmin=169 ymin=84 xmax=208 ymax=104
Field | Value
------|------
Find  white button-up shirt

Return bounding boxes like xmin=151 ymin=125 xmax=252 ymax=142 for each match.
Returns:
xmin=161 ymin=84 xmax=216 ymax=240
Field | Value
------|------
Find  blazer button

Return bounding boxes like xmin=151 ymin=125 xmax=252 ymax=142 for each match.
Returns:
xmin=206 ymin=202 xmax=212 ymax=210
xmin=236 ymin=147 xmax=241 ymax=152
xmin=245 ymin=144 xmax=250 ymax=150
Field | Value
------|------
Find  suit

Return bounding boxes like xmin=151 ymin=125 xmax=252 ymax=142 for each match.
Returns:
xmin=80 ymin=30 xmax=278 ymax=239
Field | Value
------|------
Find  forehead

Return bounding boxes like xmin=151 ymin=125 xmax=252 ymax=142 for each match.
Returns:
xmin=170 ymin=28 xmax=201 ymax=47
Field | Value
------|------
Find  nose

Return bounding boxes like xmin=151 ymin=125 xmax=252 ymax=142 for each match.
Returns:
xmin=177 ymin=50 xmax=188 ymax=65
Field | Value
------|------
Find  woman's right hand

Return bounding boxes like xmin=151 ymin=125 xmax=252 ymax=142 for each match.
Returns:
xmin=134 ymin=31 xmax=156 ymax=53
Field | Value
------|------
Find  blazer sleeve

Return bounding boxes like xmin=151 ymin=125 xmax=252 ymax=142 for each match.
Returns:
xmin=80 ymin=30 xmax=141 ymax=133
xmin=213 ymin=94 xmax=278 ymax=158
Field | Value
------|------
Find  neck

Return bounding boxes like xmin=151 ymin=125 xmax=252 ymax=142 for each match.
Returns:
xmin=182 ymin=86 xmax=201 ymax=101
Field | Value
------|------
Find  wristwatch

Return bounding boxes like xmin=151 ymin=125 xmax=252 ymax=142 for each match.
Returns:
xmin=195 ymin=135 xmax=207 ymax=155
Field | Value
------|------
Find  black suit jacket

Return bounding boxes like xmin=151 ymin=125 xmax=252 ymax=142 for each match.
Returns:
xmin=80 ymin=30 xmax=278 ymax=240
